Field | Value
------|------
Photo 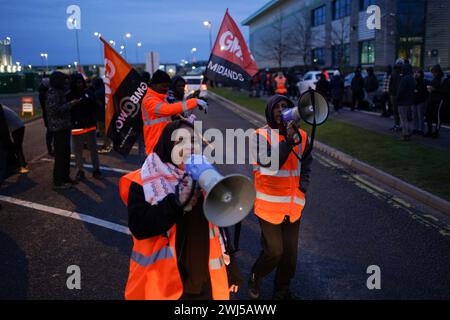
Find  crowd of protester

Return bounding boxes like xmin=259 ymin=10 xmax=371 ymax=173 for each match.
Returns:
xmin=249 ymin=60 xmax=450 ymax=141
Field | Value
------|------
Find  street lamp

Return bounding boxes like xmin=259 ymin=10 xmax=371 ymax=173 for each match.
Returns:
xmin=191 ymin=47 xmax=197 ymax=64
xmin=123 ymin=32 xmax=131 ymax=60
xmin=40 ymin=53 xmax=48 ymax=72
xmin=136 ymin=42 xmax=142 ymax=64
xmin=69 ymin=18 xmax=81 ymax=64
xmin=93 ymin=32 xmax=103 ymax=65
xmin=203 ymin=20 xmax=212 ymax=52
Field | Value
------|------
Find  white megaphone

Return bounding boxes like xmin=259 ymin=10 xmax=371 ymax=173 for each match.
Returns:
xmin=184 ymin=155 xmax=255 ymax=227
xmin=281 ymin=90 xmax=329 ymax=126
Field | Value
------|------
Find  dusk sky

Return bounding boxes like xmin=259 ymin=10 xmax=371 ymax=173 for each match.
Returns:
xmin=0 ymin=0 xmax=268 ymax=67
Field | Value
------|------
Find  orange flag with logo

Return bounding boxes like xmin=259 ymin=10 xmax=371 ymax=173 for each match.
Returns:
xmin=100 ymin=37 xmax=147 ymax=156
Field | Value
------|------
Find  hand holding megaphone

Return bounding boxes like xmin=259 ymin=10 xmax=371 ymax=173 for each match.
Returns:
xmin=196 ymin=98 xmax=208 ymax=113
xmin=184 ymin=154 xmax=255 ymax=227
xmin=281 ymin=90 xmax=329 ymax=126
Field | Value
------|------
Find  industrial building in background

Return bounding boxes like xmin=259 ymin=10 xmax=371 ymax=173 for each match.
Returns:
xmin=243 ymin=0 xmax=450 ymax=70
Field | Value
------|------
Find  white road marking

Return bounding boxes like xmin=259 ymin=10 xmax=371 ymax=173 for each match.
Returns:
xmin=0 ymin=195 xmax=130 ymax=235
xmin=40 ymin=158 xmax=133 ymax=174
xmin=315 ymin=152 xmax=450 ymax=237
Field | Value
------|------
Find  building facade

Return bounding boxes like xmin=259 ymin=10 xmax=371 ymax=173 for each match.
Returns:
xmin=0 ymin=38 xmax=13 ymax=67
xmin=242 ymin=0 xmax=450 ymax=70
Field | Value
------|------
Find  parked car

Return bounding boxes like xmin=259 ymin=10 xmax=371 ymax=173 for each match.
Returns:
xmin=343 ymin=71 xmax=385 ymax=110
xmin=296 ymin=70 xmax=337 ymax=95
xmin=183 ymin=75 xmax=208 ymax=99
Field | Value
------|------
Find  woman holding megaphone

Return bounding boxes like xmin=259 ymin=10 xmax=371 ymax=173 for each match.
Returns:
xmin=119 ymin=119 xmax=242 ymax=300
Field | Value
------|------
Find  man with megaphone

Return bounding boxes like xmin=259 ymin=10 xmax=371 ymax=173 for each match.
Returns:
xmin=248 ymin=94 xmax=314 ymax=300
xmin=118 ymin=119 xmax=243 ymax=300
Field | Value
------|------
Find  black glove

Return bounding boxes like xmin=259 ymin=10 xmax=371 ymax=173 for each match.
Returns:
xmin=226 ymin=255 xmax=243 ymax=288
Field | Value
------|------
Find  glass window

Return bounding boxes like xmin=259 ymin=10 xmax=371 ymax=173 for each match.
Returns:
xmin=312 ymin=48 xmax=325 ymax=65
xmin=332 ymin=44 xmax=350 ymax=66
xmin=360 ymin=40 xmax=375 ymax=64
xmin=360 ymin=0 xmax=376 ymax=10
xmin=312 ymin=6 xmax=326 ymax=26
xmin=333 ymin=0 xmax=352 ymax=20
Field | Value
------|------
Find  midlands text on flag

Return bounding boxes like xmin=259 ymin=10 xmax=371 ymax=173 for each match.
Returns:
xmin=205 ymin=10 xmax=258 ymax=88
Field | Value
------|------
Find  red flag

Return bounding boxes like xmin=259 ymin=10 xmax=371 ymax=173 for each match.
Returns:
xmin=101 ymin=37 xmax=147 ymax=156
xmin=205 ymin=10 xmax=258 ymax=87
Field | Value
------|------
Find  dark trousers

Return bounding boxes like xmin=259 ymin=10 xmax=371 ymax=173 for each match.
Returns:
xmin=11 ymin=127 xmax=26 ymax=168
xmin=426 ymin=99 xmax=444 ymax=133
xmin=333 ymin=98 xmax=342 ymax=111
xmin=46 ymin=129 xmax=54 ymax=153
xmin=252 ymin=216 xmax=301 ymax=291
xmin=53 ymin=129 xmax=71 ymax=185
xmin=381 ymin=92 xmax=392 ymax=115
xmin=391 ymin=95 xmax=400 ymax=126
xmin=352 ymin=92 xmax=363 ymax=110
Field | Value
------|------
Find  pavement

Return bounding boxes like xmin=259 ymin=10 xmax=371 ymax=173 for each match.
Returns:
xmin=1 ymin=98 xmax=450 ymax=299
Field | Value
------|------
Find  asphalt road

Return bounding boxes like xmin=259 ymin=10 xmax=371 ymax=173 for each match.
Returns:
xmin=1 ymin=97 xmax=450 ymax=300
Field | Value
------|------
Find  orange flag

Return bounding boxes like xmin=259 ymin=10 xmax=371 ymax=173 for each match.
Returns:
xmin=100 ymin=37 xmax=147 ymax=156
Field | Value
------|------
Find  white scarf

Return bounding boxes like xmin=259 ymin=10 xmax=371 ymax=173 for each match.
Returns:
xmin=141 ymin=153 xmax=184 ymax=205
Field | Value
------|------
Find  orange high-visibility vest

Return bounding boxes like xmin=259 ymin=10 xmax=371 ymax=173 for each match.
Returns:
xmin=275 ymin=76 xmax=287 ymax=94
xmin=141 ymin=88 xmax=198 ymax=154
xmin=253 ymin=126 xmax=308 ymax=224
xmin=119 ymin=169 xmax=230 ymax=300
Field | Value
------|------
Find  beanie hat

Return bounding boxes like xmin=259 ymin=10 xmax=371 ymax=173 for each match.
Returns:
xmin=151 ymin=70 xmax=171 ymax=85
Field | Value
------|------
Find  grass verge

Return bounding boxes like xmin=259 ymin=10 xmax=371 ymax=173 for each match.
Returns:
xmin=210 ymin=87 xmax=450 ymax=201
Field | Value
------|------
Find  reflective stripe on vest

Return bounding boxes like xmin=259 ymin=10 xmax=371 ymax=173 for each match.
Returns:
xmin=154 ymin=102 xmax=164 ymax=117
xmin=210 ymin=256 xmax=224 ymax=270
xmin=256 ymin=191 xmax=305 ymax=206
xmin=254 ymin=167 xmax=301 ymax=177
xmin=142 ymin=104 xmax=172 ymax=126
xmin=131 ymin=246 xmax=175 ymax=267
xmin=182 ymin=101 xmax=188 ymax=113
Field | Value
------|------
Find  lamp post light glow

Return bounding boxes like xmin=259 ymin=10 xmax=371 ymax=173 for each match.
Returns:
xmin=93 ymin=32 xmax=103 ymax=65
xmin=123 ymin=33 xmax=132 ymax=60
xmin=191 ymin=47 xmax=197 ymax=65
xmin=203 ymin=20 xmax=212 ymax=52
xmin=135 ymin=42 xmax=142 ymax=64
xmin=40 ymin=53 xmax=49 ymax=72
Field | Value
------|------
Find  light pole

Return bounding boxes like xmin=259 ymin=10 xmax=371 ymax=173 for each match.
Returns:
xmin=40 ymin=53 xmax=48 ymax=73
xmin=94 ymin=32 xmax=103 ymax=65
xmin=191 ymin=47 xmax=197 ymax=65
xmin=123 ymin=33 xmax=131 ymax=60
xmin=136 ymin=42 xmax=142 ymax=64
xmin=203 ymin=20 xmax=212 ymax=52
xmin=68 ymin=18 xmax=81 ymax=65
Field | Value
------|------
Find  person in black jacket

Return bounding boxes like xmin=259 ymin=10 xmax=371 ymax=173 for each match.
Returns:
xmin=364 ymin=67 xmax=379 ymax=109
xmin=38 ymin=77 xmax=54 ymax=156
xmin=330 ymin=70 xmax=344 ymax=112
xmin=389 ymin=61 xmax=403 ymax=131
xmin=316 ymin=73 xmax=330 ymax=100
xmin=351 ymin=68 xmax=365 ymax=111
xmin=426 ymin=64 xmax=449 ymax=138
xmin=67 ymin=73 xmax=101 ymax=180
xmin=126 ymin=119 xmax=243 ymax=300
xmin=397 ymin=63 xmax=416 ymax=141
xmin=412 ymin=70 xmax=429 ymax=135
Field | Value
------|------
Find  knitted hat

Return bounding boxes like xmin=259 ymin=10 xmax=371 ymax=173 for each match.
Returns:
xmin=150 ymin=70 xmax=171 ymax=84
